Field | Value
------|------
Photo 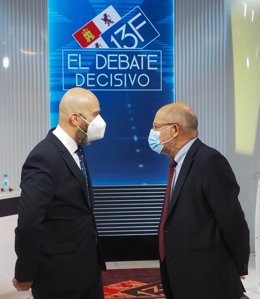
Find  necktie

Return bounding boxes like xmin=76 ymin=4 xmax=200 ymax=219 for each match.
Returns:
xmin=159 ymin=159 xmax=177 ymax=261
xmin=75 ymin=146 xmax=92 ymax=209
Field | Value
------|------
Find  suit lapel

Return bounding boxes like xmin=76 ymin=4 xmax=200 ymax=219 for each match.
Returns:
xmin=167 ymin=138 xmax=202 ymax=217
xmin=46 ymin=130 xmax=91 ymax=210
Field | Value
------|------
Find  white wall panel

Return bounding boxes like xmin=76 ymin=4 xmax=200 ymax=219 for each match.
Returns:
xmin=175 ymin=0 xmax=227 ymax=153
xmin=0 ymin=0 xmax=48 ymax=189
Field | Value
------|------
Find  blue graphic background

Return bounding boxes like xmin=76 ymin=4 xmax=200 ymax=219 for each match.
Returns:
xmin=49 ymin=0 xmax=174 ymax=185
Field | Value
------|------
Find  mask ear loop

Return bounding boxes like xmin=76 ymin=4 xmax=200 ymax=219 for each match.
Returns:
xmin=76 ymin=114 xmax=90 ymax=136
xmin=77 ymin=113 xmax=90 ymax=124
xmin=77 ymin=125 xmax=88 ymax=136
xmin=160 ymin=125 xmax=175 ymax=145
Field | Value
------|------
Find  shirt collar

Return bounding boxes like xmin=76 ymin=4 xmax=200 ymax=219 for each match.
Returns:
xmin=174 ymin=137 xmax=197 ymax=165
xmin=52 ymin=125 xmax=78 ymax=155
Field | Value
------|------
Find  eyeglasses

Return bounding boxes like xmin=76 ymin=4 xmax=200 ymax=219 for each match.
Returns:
xmin=153 ymin=122 xmax=179 ymax=130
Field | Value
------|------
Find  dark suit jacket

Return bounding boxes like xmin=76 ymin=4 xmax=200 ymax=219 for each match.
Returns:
xmin=15 ymin=131 xmax=106 ymax=292
xmin=162 ymin=139 xmax=250 ymax=299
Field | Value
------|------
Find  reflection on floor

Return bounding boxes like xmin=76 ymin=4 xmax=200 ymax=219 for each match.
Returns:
xmin=0 ymin=255 xmax=259 ymax=299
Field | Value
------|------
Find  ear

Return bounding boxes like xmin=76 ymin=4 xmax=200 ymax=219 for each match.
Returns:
xmin=70 ymin=113 xmax=79 ymax=127
xmin=171 ymin=123 xmax=179 ymax=138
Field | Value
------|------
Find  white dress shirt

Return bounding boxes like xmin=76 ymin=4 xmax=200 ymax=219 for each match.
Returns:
xmin=52 ymin=125 xmax=81 ymax=169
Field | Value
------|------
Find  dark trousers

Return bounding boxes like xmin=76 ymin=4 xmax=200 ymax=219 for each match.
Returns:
xmin=160 ymin=259 xmax=175 ymax=299
xmin=32 ymin=273 xmax=104 ymax=299
xmin=160 ymin=259 xmax=247 ymax=299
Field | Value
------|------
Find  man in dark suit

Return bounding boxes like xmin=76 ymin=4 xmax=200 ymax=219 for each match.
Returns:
xmin=13 ymin=87 xmax=106 ymax=299
xmin=148 ymin=102 xmax=250 ymax=299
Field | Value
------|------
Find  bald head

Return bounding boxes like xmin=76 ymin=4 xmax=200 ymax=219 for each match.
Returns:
xmin=156 ymin=102 xmax=198 ymax=137
xmin=59 ymin=88 xmax=99 ymax=122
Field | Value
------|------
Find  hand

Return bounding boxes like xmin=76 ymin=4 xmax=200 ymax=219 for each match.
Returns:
xmin=12 ymin=278 xmax=33 ymax=291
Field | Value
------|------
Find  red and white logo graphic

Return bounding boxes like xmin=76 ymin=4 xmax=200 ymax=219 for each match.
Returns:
xmin=73 ymin=5 xmax=121 ymax=48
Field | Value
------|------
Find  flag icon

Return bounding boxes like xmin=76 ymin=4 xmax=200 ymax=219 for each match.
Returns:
xmin=73 ymin=5 xmax=121 ymax=48
xmin=73 ymin=21 xmax=101 ymax=48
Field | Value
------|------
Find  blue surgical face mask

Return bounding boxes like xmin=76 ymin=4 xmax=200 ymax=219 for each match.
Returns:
xmin=148 ymin=129 xmax=164 ymax=154
xmin=148 ymin=126 xmax=174 ymax=154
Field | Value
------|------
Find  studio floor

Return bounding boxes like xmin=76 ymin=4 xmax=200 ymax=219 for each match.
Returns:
xmin=0 ymin=254 xmax=260 ymax=299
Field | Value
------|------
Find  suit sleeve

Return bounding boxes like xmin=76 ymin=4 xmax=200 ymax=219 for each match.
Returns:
xmin=15 ymin=148 xmax=57 ymax=282
xmin=202 ymin=153 xmax=250 ymax=276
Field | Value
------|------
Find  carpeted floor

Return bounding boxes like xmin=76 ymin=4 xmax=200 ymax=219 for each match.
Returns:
xmin=103 ymin=268 xmax=165 ymax=298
